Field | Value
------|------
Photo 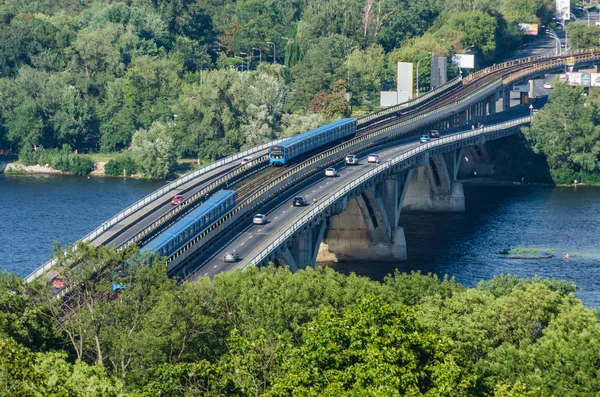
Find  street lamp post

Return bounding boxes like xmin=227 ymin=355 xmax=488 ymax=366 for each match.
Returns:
xmin=266 ymin=41 xmax=275 ymax=64
xmin=577 ymin=5 xmax=590 ymax=25
xmin=546 ymin=28 xmax=561 ymax=55
xmin=252 ymin=48 xmax=261 ymax=63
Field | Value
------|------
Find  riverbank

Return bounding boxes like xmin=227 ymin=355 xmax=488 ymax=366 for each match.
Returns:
xmin=459 ymin=177 xmax=555 ymax=187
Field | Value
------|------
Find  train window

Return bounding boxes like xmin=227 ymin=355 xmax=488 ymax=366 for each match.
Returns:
xmin=205 ymin=215 xmax=209 ymax=223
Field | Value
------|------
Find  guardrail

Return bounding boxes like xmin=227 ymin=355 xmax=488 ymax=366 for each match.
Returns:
xmin=25 ymin=138 xmax=286 ymax=282
xmin=241 ymin=116 xmax=532 ymax=269
xmin=357 ymin=75 xmax=463 ymax=125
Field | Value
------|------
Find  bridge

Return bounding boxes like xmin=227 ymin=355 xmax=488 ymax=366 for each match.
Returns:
xmin=25 ymin=48 xmax=600 ymax=283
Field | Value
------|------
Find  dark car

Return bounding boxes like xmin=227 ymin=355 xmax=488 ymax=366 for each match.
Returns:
xmin=428 ymin=130 xmax=440 ymax=139
xmin=171 ymin=194 xmax=184 ymax=205
xmin=293 ymin=196 xmax=307 ymax=206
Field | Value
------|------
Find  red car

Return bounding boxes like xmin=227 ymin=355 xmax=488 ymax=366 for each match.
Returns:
xmin=52 ymin=276 xmax=66 ymax=288
xmin=171 ymin=194 xmax=184 ymax=205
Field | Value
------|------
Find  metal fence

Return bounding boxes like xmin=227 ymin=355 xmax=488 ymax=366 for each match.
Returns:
xmin=241 ymin=116 xmax=532 ymax=269
xmin=24 ymin=138 xmax=286 ymax=283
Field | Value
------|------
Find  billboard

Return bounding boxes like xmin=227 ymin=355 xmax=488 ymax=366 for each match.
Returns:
xmin=566 ymin=72 xmax=591 ymax=86
xmin=380 ymin=91 xmax=398 ymax=107
xmin=451 ymin=53 xmax=475 ymax=69
xmin=430 ymin=57 xmax=447 ymax=89
xmin=556 ymin=0 xmax=570 ymax=20
xmin=518 ymin=23 xmax=539 ymax=36
xmin=567 ymin=72 xmax=581 ymax=86
xmin=397 ymin=62 xmax=414 ymax=100
xmin=512 ymin=84 xmax=530 ymax=92
xmin=591 ymin=73 xmax=600 ymax=87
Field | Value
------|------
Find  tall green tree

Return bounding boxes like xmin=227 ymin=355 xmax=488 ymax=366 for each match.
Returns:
xmin=131 ymin=121 xmax=177 ymax=178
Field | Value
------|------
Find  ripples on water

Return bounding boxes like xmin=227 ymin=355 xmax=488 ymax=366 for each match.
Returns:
xmin=0 ymin=174 xmax=163 ymax=276
xmin=331 ymin=185 xmax=600 ymax=307
xmin=1 ymin=174 xmax=599 ymax=306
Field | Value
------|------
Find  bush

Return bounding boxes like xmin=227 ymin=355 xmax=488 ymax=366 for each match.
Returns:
xmin=551 ymin=168 xmax=600 ymax=185
xmin=104 ymin=154 xmax=138 ymax=176
xmin=18 ymin=146 xmax=94 ymax=175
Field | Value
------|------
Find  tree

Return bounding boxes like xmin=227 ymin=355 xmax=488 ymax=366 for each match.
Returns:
xmin=268 ymin=296 xmax=475 ymax=396
xmin=522 ymin=82 xmax=600 ymax=177
xmin=131 ymin=121 xmax=177 ymax=178
xmin=566 ymin=22 xmax=600 ymax=49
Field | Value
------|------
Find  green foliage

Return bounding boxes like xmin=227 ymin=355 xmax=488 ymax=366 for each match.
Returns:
xmin=19 ymin=145 xmax=94 ymax=175
xmin=131 ymin=121 xmax=177 ymax=178
xmin=566 ymin=22 xmax=600 ymax=50
xmin=523 ymin=83 xmax=600 ymax=182
xmin=0 ymin=338 xmax=124 ymax=396
xmin=104 ymin=152 xmax=138 ymax=176
xmin=4 ymin=247 xmax=600 ymax=395
xmin=268 ymin=296 xmax=475 ymax=396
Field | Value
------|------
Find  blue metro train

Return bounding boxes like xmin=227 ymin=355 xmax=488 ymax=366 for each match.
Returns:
xmin=269 ymin=118 xmax=357 ymax=166
xmin=112 ymin=190 xmax=236 ymax=291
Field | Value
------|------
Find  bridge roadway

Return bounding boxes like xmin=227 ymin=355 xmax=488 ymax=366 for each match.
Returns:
xmin=191 ymin=105 xmax=535 ymax=280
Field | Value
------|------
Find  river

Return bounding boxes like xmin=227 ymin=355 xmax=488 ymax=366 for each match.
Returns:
xmin=1 ymin=175 xmax=600 ymax=306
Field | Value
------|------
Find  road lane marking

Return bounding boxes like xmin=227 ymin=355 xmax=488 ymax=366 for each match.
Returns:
xmin=204 ymin=273 xmax=208 ymax=276
xmin=213 ymin=265 xmax=217 ymax=268
xmin=282 ymin=210 xmax=286 ymax=213
xmin=258 ymin=229 xmax=261 ymax=232
xmin=249 ymin=235 xmax=253 ymax=239
xmin=274 ymin=216 xmax=278 ymax=220
xmin=241 ymin=242 xmax=245 ymax=246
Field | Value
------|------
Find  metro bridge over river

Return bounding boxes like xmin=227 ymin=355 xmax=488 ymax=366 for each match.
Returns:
xmin=25 ymin=49 xmax=600 ymax=283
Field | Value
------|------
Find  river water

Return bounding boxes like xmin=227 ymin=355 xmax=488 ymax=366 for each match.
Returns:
xmin=1 ymin=175 xmax=600 ymax=306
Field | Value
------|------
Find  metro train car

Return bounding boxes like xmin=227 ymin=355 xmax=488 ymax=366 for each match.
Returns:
xmin=269 ymin=118 xmax=357 ymax=166
xmin=111 ymin=190 xmax=236 ymax=291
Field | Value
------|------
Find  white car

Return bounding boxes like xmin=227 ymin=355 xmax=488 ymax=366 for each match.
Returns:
xmin=240 ymin=157 xmax=253 ymax=165
xmin=367 ymin=154 xmax=379 ymax=163
xmin=543 ymin=82 xmax=552 ymax=89
xmin=345 ymin=154 xmax=358 ymax=165
xmin=324 ymin=168 xmax=337 ymax=177
xmin=252 ymin=214 xmax=267 ymax=225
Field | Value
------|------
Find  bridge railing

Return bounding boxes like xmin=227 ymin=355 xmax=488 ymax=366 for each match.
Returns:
xmin=241 ymin=116 xmax=532 ymax=269
xmin=25 ymin=138 xmax=286 ymax=283
xmin=357 ymin=75 xmax=463 ymax=126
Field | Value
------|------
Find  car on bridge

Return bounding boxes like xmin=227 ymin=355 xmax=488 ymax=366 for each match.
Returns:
xmin=253 ymin=214 xmax=267 ymax=225
xmin=428 ymin=130 xmax=440 ymax=139
xmin=241 ymin=156 xmax=253 ymax=165
xmin=223 ymin=251 xmax=239 ymax=262
xmin=325 ymin=168 xmax=337 ymax=177
xmin=345 ymin=154 xmax=358 ymax=165
xmin=419 ymin=134 xmax=430 ymax=144
xmin=367 ymin=154 xmax=380 ymax=163
xmin=293 ymin=196 xmax=307 ymax=206
xmin=543 ymin=82 xmax=553 ymax=89
xmin=171 ymin=194 xmax=184 ymax=205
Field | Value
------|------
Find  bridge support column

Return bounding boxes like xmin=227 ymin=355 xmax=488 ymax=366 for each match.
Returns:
xmin=276 ymin=220 xmax=327 ymax=271
xmin=402 ymin=152 xmax=465 ymax=212
xmin=316 ymin=170 xmax=413 ymax=263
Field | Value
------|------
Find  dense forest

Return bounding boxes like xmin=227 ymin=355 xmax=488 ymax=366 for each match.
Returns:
xmin=0 ymin=0 xmax=556 ymax=177
xmin=1 ymin=242 xmax=600 ymax=396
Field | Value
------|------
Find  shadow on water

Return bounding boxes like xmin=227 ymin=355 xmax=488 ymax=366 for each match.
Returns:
xmin=329 ymin=185 xmax=600 ymax=307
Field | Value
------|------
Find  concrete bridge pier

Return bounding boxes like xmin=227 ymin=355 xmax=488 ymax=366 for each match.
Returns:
xmin=402 ymin=150 xmax=465 ymax=212
xmin=276 ymin=220 xmax=327 ymax=271
xmin=316 ymin=170 xmax=413 ymax=263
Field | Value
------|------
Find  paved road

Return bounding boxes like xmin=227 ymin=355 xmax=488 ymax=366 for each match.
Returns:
xmin=191 ymin=106 xmax=537 ymax=280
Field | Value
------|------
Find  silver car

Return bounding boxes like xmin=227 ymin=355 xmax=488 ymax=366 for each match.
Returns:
xmin=253 ymin=214 xmax=267 ymax=225
xmin=223 ymin=251 xmax=240 ymax=262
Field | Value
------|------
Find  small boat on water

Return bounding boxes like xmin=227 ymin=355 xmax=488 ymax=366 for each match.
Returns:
xmin=508 ymin=253 xmax=554 ymax=260
xmin=563 ymin=253 xmax=570 ymax=260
